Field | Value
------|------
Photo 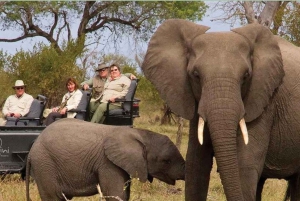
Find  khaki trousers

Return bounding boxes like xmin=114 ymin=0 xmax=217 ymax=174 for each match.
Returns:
xmin=90 ymin=102 xmax=120 ymax=124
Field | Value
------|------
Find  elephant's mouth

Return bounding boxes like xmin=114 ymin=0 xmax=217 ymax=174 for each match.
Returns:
xmin=147 ymin=174 xmax=153 ymax=183
xmin=149 ymin=173 xmax=176 ymax=185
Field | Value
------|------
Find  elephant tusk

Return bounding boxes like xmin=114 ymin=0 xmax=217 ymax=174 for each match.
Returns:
xmin=239 ymin=118 xmax=249 ymax=145
xmin=198 ymin=117 xmax=205 ymax=145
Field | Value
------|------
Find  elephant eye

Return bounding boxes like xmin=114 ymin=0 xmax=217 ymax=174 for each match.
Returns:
xmin=193 ymin=70 xmax=199 ymax=78
xmin=243 ymin=71 xmax=250 ymax=80
xmin=163 ymin=159 xmax=171 ymax=165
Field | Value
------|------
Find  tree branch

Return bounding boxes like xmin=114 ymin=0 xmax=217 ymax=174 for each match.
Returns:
xmin=49 ymin=7 xmax=58 ymax=38
xmin=0 ymin=33 xmax=40 ymax=42
xmin=243 ymin=1 xmax=258 ymax=24
xmin=258 ymin=1 xmax=281 ymax=27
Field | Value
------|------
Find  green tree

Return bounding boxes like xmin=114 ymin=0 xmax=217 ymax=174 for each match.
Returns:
xmin=0 ymin=1 xmax=208 ymax=103
xmin=0 ymin=1 xmax=207 ymax=54
xmin=211 ymin=1 xmax=300 ymax=45
xmin=0 ymin=51 xmax=13 ymax=107
xmin=277 ymin=2 xmax=300 ymax=46
xmin=1 ymin=43 xmax=85 ymax=107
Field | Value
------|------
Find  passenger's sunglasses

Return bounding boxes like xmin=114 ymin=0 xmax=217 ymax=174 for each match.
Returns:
xmin=100 ymin=68 xmax=107 ymax=72
xmin=15 ymin=87 xmax=24 ymax=90
xmin=111 ymin=68 xmax=119 ymax=72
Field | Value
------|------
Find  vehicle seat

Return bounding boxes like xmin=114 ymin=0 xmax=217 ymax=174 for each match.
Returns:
xmin=5 ymin=95 xmax=47 ymax=126
xmin=68 ymin=90 xmax=91 ymax=120
xmin=104 ymin=79 xmax=140 ymax=126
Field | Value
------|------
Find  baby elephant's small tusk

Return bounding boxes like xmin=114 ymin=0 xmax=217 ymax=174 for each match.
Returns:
xmin=239 ymin=118 xmax=249 ymax=145
xmin=198 ymin=117 xmax=205 ymax=145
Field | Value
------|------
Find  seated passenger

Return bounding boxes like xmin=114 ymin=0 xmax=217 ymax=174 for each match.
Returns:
xmin=90 ymin=64 xmax=131 ymax=123
xmin=81 ymin=62 xmax=136 ymax=120
xmin=44 ymin=77 xmax=83 ymax=126
xmin=0 ymin=80 xmax=34 ymax=126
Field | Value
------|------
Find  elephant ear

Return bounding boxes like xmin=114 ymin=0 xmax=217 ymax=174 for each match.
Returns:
xmin=104 ymin=133 xmax=148 ymax=182
xmin=142 ymin=19 xmax=210 ymax=120
xmin=232 ymin=23 xmax=284 ymax=122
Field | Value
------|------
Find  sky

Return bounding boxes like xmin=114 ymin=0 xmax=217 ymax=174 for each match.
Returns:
xmin=0 ymin=3 xmax=234 ymax=60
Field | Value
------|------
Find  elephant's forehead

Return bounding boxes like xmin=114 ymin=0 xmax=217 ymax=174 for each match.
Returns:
xmin=191 ymin=32 xmax=251 ymax=63
xmin=193 ymin=32 xmax=249 ymax=51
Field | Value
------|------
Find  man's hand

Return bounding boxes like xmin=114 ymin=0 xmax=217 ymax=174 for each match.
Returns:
xmin=130 ymin=74 xmax=136 ymax=80
xmin=83 ymin=84 xmax=89 ymax=90
xmin=7 ymin=113 xmax=21 ymax=118
xmin=14 ymin=113 xmax=22 ymax=118
xmin=52 ymin=107 xmax=58 ymax=112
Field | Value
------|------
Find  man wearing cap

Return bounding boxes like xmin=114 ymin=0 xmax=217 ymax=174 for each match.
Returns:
xmin=1 ymin=80 xmax=34 ymax=125
xmin=80 ymin=63 xmax=136 ymax=120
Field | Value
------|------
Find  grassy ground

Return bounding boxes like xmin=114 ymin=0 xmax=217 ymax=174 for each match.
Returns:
xmin=0 ymin=100 xmax=288 ymax=200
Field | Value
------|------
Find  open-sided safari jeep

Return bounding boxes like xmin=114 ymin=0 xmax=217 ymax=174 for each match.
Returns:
xmin=0 ymin=79 xmax=140 ymax=178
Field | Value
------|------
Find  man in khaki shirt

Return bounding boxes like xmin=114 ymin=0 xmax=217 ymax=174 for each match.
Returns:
xmin=1 ymin=80 xmax=34 ymax=125
xmin=90 ymin=64 xmax=131 ymax=123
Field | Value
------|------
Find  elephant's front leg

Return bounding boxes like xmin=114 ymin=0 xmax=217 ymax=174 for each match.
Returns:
xmin=98 ymin=166 xmax=131 ymax=201
xmin=185 ymin=117 xmax=213 ymax=201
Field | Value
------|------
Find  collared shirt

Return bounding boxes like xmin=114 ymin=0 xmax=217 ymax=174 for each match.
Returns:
xmin=2 ymin=92 xmax=34 ymax=117
xmin=61 ymin=89 xmax=83 ymax=111
xmin=60 ymin=89 xmax=83 ymax=118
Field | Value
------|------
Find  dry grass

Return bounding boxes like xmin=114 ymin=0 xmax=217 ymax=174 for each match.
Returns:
xmin=0 ymin=101 xmax=288 ymax=200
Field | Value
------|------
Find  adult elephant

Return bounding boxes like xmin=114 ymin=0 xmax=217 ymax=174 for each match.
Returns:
xmin=26 ymin=118 xmax=185 ymax=201
xmin=141 ymin=19 xmax=300 ymax=201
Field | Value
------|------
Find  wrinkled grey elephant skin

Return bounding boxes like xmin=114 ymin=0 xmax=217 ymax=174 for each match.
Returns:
xmin=141 ymin=19 xmax=300 ymax=201
xmin=26 ymin=118 xmax=185 ymax=201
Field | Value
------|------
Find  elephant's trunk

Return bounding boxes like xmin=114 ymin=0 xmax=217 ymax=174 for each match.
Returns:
xmin=199 ymin=78 xmax=245 ymax=201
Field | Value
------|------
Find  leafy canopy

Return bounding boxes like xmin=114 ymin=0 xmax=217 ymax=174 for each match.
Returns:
xmin=0 ymin=1 xmax=208 ymax=53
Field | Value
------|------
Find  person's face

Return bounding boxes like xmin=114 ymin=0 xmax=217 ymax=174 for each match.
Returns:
xmin=98 ymin=68 xmax=109 ymax=78
xmin=67 ymin=81 xmax=76 ymax=92
xmin=110 ymin=66 xmax=121 ymax=79
xmin=14 ymin=86 xmax=25 ymax=97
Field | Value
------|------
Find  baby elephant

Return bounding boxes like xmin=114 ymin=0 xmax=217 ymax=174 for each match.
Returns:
xmin=26 ymin=118 xmax=185 ymax=201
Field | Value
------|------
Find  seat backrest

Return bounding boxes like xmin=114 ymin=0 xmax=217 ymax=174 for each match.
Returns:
xmin=26 ymin=99 xmax=43 ymax=118
xmin=123 ymin=79 xmax=138 ymax=112
xmin=76 ymin=90 xmax=90 ymax=110
xmin=74 ymin=90 xmax=91 ymax=120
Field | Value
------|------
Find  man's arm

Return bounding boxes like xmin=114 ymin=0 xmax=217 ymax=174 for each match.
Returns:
xmin=80 ymin=78 xmax=93 ymax=90
xmin=124 ymin=73 xmax=136 ymax=80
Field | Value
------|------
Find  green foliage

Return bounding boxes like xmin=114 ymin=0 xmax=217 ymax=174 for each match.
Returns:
xmin=0 ymin=43 xmax=85 ymax=107
xmin=0 ymin=1 xmax=208 ymax=102
xmin=0 ymin=51 xmax=14 ymax=106
xmin=279 ymin=2 xmax=300 ymax=46
xmin=0 ymin=1 xmax=208 ymax=51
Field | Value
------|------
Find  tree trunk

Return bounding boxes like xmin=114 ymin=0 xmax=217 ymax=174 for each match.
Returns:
xmin=258 ymin=1 xmax=281 ymax=27
xmin=243 ymin=2 xmax=257 ymax=24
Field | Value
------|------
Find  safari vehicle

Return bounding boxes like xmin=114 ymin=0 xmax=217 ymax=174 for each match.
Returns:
xmin=0 ymin=79 xmax=140 ymax=178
